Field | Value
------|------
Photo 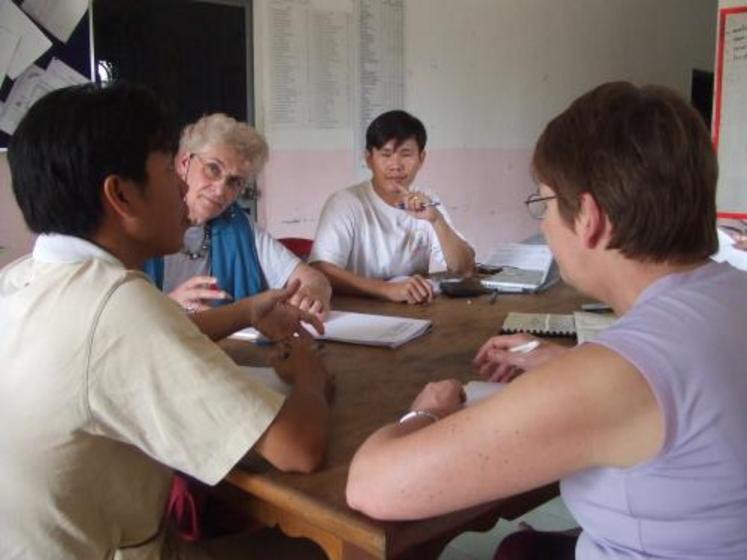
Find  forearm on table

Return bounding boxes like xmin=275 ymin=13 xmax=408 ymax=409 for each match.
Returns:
xmin=310 ymin=261 xmax=392 ymax=299
xmin=189 ymin=300 xmax=254 ymax=341
xmin=288 ymin=263 xmax=332 ymax=302
xmin=431 ymin=217 xmax=475 ymax=275
xmin=253 ymin=371 xmax=331 ymax=473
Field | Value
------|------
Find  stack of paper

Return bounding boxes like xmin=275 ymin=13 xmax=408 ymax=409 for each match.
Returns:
xmin=231 ymin=310 xmax=432 ymax=349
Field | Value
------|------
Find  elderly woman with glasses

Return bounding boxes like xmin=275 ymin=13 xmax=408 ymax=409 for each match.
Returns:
xmin=144 ymin=113 xmax=331 ymax=322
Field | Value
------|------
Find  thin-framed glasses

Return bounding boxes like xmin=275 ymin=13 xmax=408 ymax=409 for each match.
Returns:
xmin=190 ymin=153 xmax=249 ymax=193
xmin=524 ymin=192 xmax=557 ymax=220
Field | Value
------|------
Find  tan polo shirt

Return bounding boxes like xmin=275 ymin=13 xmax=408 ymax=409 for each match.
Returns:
xmin=0 ymin=235 xmax=284 ymax=559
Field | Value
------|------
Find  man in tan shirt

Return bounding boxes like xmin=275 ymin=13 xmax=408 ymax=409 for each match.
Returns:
xmin=0 ymin=82 xmax=331 ymax=559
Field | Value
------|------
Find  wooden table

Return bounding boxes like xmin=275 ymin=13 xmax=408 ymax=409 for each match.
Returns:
xmin=219 ymin=282 xmax=589 ymax=559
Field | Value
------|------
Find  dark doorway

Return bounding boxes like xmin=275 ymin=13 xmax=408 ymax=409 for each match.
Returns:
xmin=93 ymin=0 xmax=252 ymax=131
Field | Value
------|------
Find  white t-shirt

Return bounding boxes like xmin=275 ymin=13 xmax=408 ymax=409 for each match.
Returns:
xmin=0 ymin=235 xmax=285 ymax=559
xmin=309 ymin=180 xmax=464 ymax=279
xmin=163 ymin=223 xmax=300 ymax=293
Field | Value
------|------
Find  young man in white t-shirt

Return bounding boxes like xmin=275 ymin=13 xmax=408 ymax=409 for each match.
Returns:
xmin=0 ymin=83 xmax=331 ymax=559
xmin=309 ymin=110 xmax=475 ymax=304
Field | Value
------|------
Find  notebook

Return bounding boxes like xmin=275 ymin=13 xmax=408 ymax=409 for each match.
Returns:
xmin=501 ymin=312 xmax=576 ymax=337
xmin=500 ymin=311 xmax=617 ymax=340
xmin=479 ymin=243 xmax=556 ymax=293
xmin=231 ymin=310 xmax=432 ymax=349
xmin=572 ymin=311 xmax=618 ymax=344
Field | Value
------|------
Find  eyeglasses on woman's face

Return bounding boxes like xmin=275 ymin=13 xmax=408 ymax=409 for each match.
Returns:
xmin=524 ymin=192 xmax=558 ymax=220
xmin=190 ymin=152 xmax=249 ymax=194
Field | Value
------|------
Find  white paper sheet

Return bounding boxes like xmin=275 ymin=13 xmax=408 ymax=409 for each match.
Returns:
xmin=464 ymin=380 xmax=505 ymax=406
xmin=713 ymin=228 xmax=747 ymax=271
xmin=572 ymin=311 xmax=617 ymax=345
xmin=21 ymin=0 xmax=87 ymax=42
xmin=0 ymin=0 xmax=52 ymax=80
xmin=46 ymin=56 xmax=88 ymax=85
xmin=0 ymin=24 xmax=21 ymax=83
xmin=231 ymin=310 xmax=432 ymax=348
xmin=0 ymin=63 xmax=66 ymax=135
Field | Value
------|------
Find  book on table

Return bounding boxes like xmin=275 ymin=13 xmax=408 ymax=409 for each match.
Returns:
xmin=500 ymin=311 xmax=618 ymax=341
xmin=231 ymin=310 xmax=432 ymax=349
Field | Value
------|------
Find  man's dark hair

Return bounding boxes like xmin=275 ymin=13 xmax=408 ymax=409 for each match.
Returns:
xmin=532 ymin=81 xmax=718 ymax=263
xmin=8 ymin=81 xmax=177 ymax=238
xmin=365 ymin=110 xmax=427 ymax=152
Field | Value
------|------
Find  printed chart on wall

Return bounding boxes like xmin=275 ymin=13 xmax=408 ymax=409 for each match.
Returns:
xmin=0 ymin=0 xmax=91 ymax=150
xmin=258 ymin=0 xmax=404 ymax=174
xmin=713 ymin=5 xmax=747 ymax=218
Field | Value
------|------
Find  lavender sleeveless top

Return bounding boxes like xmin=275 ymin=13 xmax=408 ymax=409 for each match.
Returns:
xmin=561 ymin=261 xmax=747 ymax=559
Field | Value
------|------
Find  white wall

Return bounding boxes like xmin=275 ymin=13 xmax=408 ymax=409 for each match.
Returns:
xmin=258 ymin=0 xmax=718 ymax=259
xmin=0 ymin=153 xmax=34 ymax=267
xmin=0 ymin=0 xmax=718 ymax=267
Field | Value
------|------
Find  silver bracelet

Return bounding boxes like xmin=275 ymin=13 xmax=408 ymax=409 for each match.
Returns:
xmin=399 ymin=409 xmax=439 ymax=424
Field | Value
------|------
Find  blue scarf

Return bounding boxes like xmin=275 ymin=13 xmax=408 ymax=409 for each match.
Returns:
xmin=143 ymin=203 xmax=266 ymax=304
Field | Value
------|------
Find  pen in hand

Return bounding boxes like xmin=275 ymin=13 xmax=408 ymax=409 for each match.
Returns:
xmin=396 ymin=201 xmax=441 ymax=210
xmin=508 ymin=340 xmax=540 ymax=354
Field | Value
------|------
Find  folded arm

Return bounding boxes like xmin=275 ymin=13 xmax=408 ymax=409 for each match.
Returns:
xmin=311 ymin=260 xmax=434 ymax=304
xmin=430 ymin=213 xmax=475 ymax=275
xmin=346 ymin=344 xmax=664 ymax=520
xmin=251 ymin=334 xmax=332 ymax=473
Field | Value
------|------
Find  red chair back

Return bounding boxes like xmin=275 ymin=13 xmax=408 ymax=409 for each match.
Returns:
xmin=278 ymin=237 xmax=313 ymax=260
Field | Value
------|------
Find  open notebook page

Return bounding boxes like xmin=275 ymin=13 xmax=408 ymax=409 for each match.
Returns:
xmin=231 ymin=310 xmax=432 ymax=349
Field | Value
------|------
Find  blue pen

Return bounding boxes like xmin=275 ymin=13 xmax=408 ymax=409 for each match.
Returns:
xmin=396 ymin=201 xmax=441 ymax=210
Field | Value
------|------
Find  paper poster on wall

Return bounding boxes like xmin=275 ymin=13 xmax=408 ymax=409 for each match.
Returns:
xmin=713 ymin=5 xmax=747 ymax=218
xmin=0 ymin=25 xmax=21 ymax=84
xmin=0 ymin=58 xmax=86 ymax=135
xmin=0 ymin=0 xmax=52 ymax=80
xmin=260 ymin=0 xmax=403 ymax=158
xmin=265 ymin=0 xmax=353 ymax=130
xmin=21 ymin=0 xmax=88 ymax=43
xmin=353 ymin=0 xmax=404 ymax=174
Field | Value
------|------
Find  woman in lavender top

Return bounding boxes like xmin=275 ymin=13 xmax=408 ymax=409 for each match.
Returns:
xmin=345 ymin=82 xmax=747 ymax=559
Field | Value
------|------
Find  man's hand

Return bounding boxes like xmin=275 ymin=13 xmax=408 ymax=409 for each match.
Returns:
xmin=400 ymin=190 xmax=441 ymax=223
xmin=409 ymin=379 xmax=464 ymax=419
xmin=270 ymin=329 xmax=334 ymax=403
xmin=169 ymin=275 xmax=231 ymax=312
xmin=473 ymin=334 xmax=568 ymax=382
xmin=252 ymin=280 xmax=324 ymax=341
xmin=383 ymin=275 xmax=434 ymax=304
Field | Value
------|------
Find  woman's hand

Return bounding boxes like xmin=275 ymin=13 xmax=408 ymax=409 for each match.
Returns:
xmin=409 ymin=379 xmax=464 ymax=419
xmin=168 ymin=276 xmax=231 ymax=312
xmin=270 ymin=329 xmax=334 ymax=403
xmin=473 ymin=334 xmax=568 ymax=382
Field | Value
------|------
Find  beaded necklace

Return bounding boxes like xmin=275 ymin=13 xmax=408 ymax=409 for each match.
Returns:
xmin=181 ymin=225 xmax=211 ymax=260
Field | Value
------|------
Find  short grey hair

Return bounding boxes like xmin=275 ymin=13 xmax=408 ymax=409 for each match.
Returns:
xmin=180 ymin=113 xmax=269 ymax=173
